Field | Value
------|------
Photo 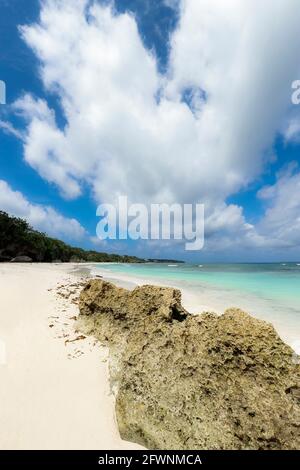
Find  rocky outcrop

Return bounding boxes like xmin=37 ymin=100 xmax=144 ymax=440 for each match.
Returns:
xmin=10 ymin=256 xmax=33 ymax=263
xmin=78 ymin=279 xmax=300 ymax=450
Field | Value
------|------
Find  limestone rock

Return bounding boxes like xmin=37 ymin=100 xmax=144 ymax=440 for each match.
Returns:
xmin=78 ymin=279 xmax=300 ymax=450
xmin=10 ymin=256 xmax=33 ymax=263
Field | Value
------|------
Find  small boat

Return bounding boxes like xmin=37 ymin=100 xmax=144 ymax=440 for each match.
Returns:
xmin=168 ymin=264 xmax=178 ymax=267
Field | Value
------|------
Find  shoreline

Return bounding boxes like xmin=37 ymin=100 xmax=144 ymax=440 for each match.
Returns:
xmin=86 ymin=264 xmax=218 ymax=313
xmin=0 ymin=262 xmax=144 ymax=450
xmin=78 ymin=276 xmax=300 ymax=450
xmin=87 ymin=263 xmax=300 ymax=352
xmin=1 ymin=261 xmax=299 ymax=449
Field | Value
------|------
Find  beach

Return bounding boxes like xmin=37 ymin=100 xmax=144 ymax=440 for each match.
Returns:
xmin=0 ymin=263 xmax=143 ymax=450
xmin=1 ymin=261 xmax=299 ymax=450
xmin=78 ymin=274 xmax=300 ymax=450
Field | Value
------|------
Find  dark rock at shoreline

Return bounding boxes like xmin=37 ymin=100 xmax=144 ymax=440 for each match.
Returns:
xmin=78 ymin=279 xmax=300 ymax=450
xmin=10 ymin=256 xmax=33 ymax=263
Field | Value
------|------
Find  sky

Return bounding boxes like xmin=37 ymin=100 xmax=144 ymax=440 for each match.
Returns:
xmin=1 ymin=0 xmax=300 ymax=262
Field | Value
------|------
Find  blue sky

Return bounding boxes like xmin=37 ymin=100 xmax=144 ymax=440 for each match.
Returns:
xmin=1 ymin=0 xmax=300 ymax=262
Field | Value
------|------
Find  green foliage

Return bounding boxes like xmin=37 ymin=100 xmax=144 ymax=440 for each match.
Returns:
xmin=0 ymin=211 xmax=144 ymax=263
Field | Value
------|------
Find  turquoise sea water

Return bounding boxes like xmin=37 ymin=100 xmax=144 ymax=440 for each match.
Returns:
xmin=94 ymin=262 xmax=300 ymax=348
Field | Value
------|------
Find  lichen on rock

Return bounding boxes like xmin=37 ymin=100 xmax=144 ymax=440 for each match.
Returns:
xmin=78 ymin=279 xmax=300 ymax=450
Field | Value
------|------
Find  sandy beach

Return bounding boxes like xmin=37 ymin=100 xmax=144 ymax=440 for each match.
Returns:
xmin=0 ymin=263 xmax=143 ymax=450
xmin=1 ymin=262 xmax=299 ymax=451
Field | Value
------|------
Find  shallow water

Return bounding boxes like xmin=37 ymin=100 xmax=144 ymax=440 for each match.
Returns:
xmin=93 ymin=262 xmax=300 ymax=350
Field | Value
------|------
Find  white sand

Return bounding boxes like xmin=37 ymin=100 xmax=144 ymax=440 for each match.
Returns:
xmin=0 ymin=263 xmax=144 ymax=450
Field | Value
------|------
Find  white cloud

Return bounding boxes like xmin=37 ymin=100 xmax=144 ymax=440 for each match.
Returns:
xmin=167 ymin=0 xmax=300 ymax=184
xmin=283 ymin=118 xmax=300 ymax=143
xmin=10 ymin=0 xmax=300 ymax=255
xmin=14 ymin=95 xmax=81 ymax=199
xmin=0 ymin=179 xmax=86 ymax=240
xmin=257 ymin=164 xmax=300 ymax=247
xmin=163 ymin=0 xmax=181 ymax=9
xmin=0 ymin=120 xmax=23 ymax=140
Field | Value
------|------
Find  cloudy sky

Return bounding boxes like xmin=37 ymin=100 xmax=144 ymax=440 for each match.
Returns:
xmin=1 ymin=0 xmax=300 ymax=262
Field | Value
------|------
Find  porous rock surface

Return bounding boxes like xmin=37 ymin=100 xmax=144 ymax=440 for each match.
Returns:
xmin=78 ymin=279 xmax=300 ymax=450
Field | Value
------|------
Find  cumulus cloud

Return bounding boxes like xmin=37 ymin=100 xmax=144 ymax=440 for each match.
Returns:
xmin=163 ymin=0 xmax=181 ymax=9
xmin=9 ymin=0 xmax=300 ymax=254
xmin=0 ymin=179 xmax=86 ymax=240
xmin=167 ymin=0 xmax=300 ymax=183
xmin=283 ymin=118 xmax=300 ymax=143
xmin=0 ymin=120 xmax=23 ymax=140
xmin=14 ymin=95 xmax=81 ymax=199
xmin=257 ymin=164 xmax=300 ymax=248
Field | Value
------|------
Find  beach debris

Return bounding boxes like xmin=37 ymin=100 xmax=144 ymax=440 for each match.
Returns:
xmin=78 ymin=279 xmax=300 ymax=451
xmin=64 ymin=335 xmax=86 ymax=346
xmin=45 ymin=277 xmax=98 ymax=362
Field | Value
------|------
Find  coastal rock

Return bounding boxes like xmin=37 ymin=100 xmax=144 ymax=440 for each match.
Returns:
xmin=78 ymin=279 xmax=300 ymax=450
xmin=10 ymin=256 xmax=33 ymax=263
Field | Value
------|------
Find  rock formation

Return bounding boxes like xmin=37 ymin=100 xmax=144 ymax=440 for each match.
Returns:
xmin=10 ymin=256 xmax=33 ymax=263
xmin=78 ymin=279 xmax=300 ymax=450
